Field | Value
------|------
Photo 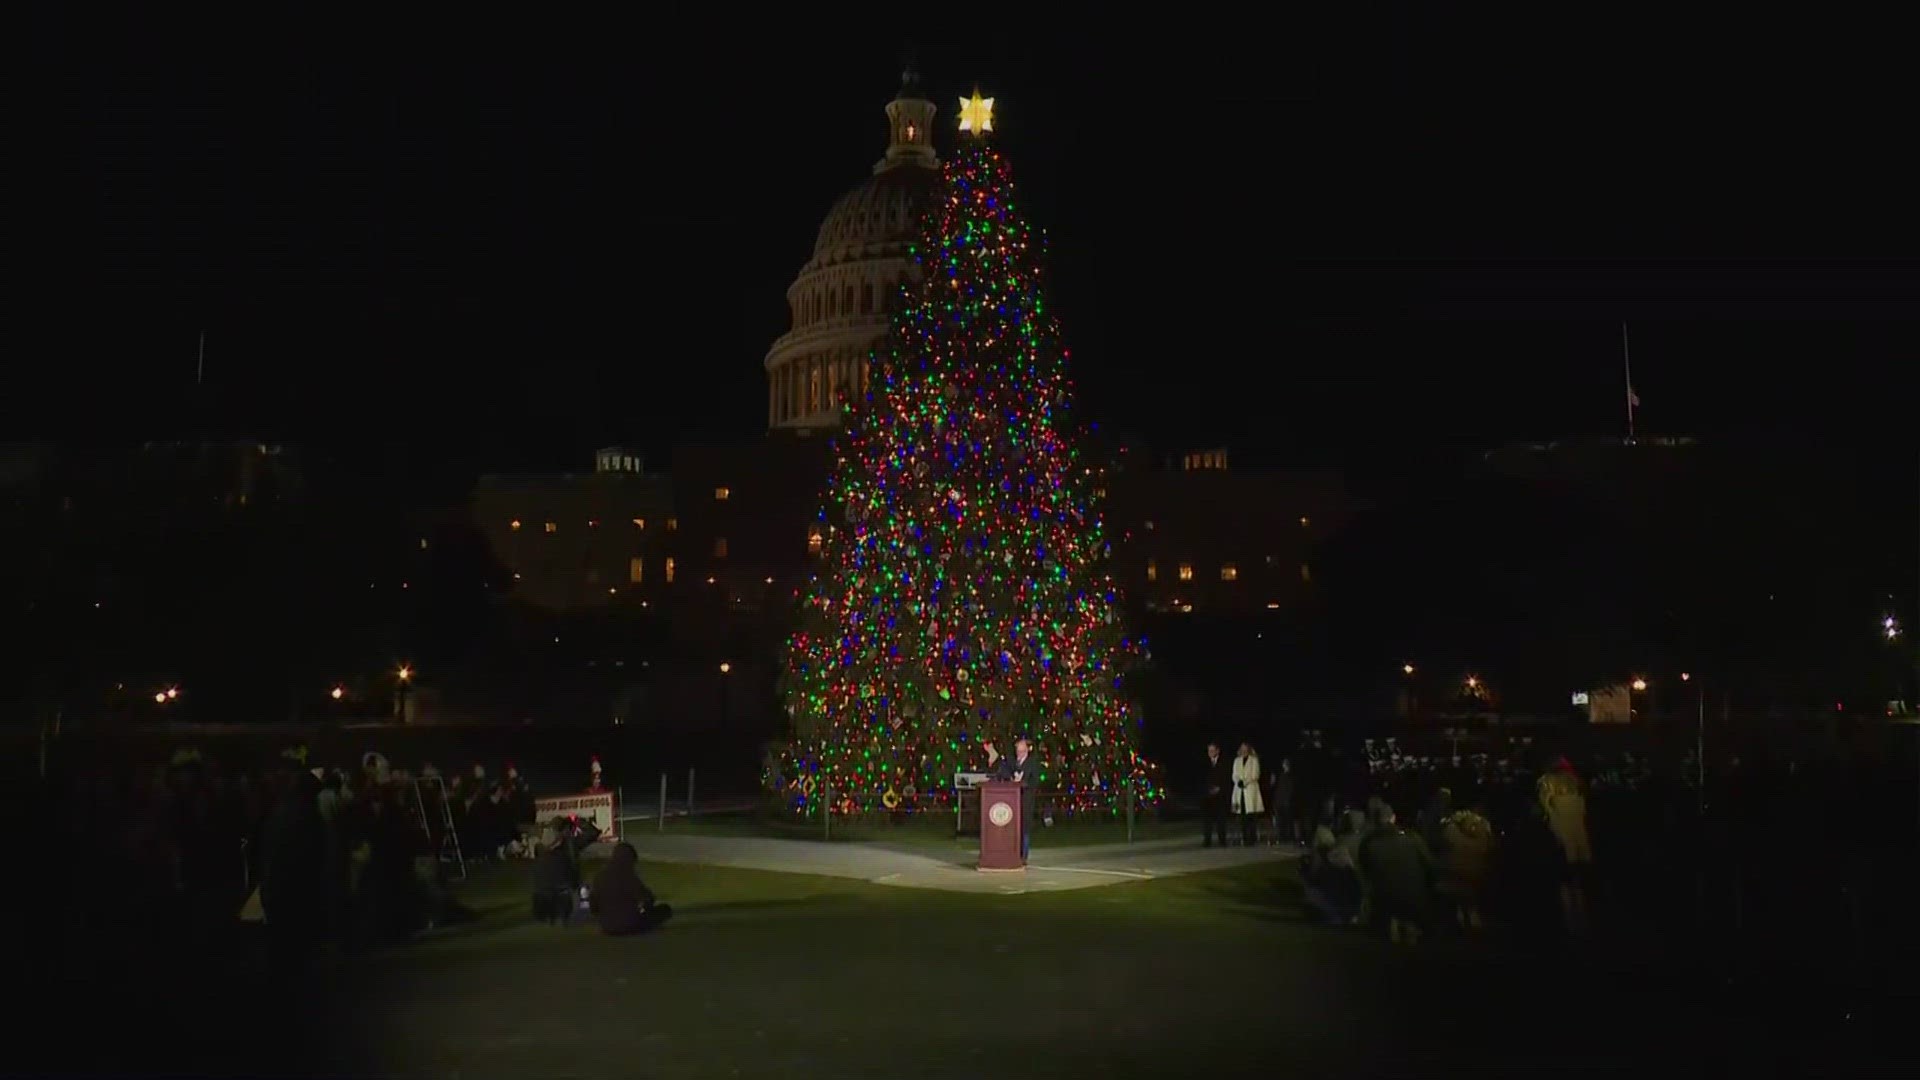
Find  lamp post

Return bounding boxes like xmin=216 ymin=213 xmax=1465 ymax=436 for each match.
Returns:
xmin=395 ymin=664 xmax=413 ymax=723
xmin=1683 ymin=672 xmax=1704 ymax=816
xmin=718 ymin=661 xmax=732 ymax=725
xmin=1629 ymin=676 xmax=1651 ymax=724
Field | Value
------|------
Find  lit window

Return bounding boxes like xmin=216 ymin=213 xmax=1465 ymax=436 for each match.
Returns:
xmin=1300 ymin=564 xmax=1312 ymax=583
xmin=629 ymin=557 xmax=644 ymax=584
xmin=418 ymin=538 xmax=428 ymax=550
xmin=666 ymin=518 xmax=678 ymax=531
xmin=510 ymin=519 xmax=522 ymax=531
xmin=1220 ymin=564 xmax=1238 ymax=582
xmin=1146 ymin=560 xmax=1158 ymax=582
xmin=1093 ymin=487 xmax=1106 ymax=498
xmin=543 ymin=522 xmax=557 ymax=534
xmin=1300 ymin=516 xmax=1310 ymax=528
xmin=714 ymin=537 xmax=729 ymax=558
xmin=588 ymin=519 xmax=599 ymax=529
xmin=665 ymin=557 xmax=675 ymax=583
xmin=1178 ymin=563 xmax=1194 ymax=582
xmin=632 ymin=517 xmax=646 ymax=529
xmin=715 ymin=487 xmax=731 ymax=501
xmin=807 ymin=525 xmax=824 ymax=555
xmin=1144 ymin=520 xmax=1155 ymax=531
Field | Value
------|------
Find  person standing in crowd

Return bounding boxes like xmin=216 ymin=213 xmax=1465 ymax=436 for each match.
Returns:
xmin=1439 ymin=804 xmax=1495 ymax=931
xmin=314 ymin=766 xmax=350 ymax=943
xmin=504 ymin=763 xmax=535 ymax=827
xmin=1232 ymin=743 xmax=1264 ymax=846
xmin=1358 ymin=806 xmax=1438 ymax=945
xmin=1418 ymin=786 xmax=1453 ymax=855
xmin=1202 ymin=743 xmax=1232 ymax=848
xmin=260 ymin=761 xmax=326 ymax=972
xmin=1269 ymin=757 xmax=1296 ymax=845
xmin=590 ymin=842 xmax=673 ymax=935
xmin=531 ymin=823 xmax=580 ymax=926
xmin=1537 ymin=756 xmax=1593 ymax=936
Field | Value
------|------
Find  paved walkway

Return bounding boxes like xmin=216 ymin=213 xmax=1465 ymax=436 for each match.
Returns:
xmin=619 ymin=834 xmax=1297 ymax=893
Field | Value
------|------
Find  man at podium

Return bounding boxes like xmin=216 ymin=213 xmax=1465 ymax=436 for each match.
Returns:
xmin=991 ymin=736 xmax=1038 ymax=861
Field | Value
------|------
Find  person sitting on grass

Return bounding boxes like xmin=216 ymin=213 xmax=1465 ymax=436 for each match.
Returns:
xmin=589 ymin=842 xmax=673 ymax=936
xmin=1301 ymin=809 xmax=1368 ymax=926
xmin=530 ymin=824 xmax=579 ymax=927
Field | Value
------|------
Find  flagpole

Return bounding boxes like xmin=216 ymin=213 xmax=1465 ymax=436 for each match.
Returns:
xmin=1621 ymin=323 xmax=1635 ymax=441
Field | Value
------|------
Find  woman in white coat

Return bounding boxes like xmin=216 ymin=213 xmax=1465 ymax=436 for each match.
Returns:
xmin=1231 ymin=743 xmax=1264 ymax=846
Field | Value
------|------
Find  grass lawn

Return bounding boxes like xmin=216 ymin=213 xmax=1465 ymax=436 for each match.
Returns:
xmin=283 ymin=854 xmax=1824 ymax=1079
xmin=51 ymin=850 xmax=1886 ymax=1078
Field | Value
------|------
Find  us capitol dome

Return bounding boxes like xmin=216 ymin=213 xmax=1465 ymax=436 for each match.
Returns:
xmin=765 ymin=71 xmax=944 ymax=434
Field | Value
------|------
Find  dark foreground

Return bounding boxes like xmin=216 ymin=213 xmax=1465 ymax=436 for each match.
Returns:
xmin=15 ymin=855 xmax=1919 ymax=1079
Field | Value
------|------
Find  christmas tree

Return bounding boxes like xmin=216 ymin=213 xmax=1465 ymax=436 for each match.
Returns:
xmin=773 ymin=92 xmax=1160 ymax=815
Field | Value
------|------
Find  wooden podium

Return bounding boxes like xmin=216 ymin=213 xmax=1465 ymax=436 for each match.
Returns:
xmin=977 ymin=779 xmax=1025 ymax=871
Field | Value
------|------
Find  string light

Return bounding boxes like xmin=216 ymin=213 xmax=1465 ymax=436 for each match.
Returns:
xmin=770 ymin=131 xmax=1161 ymax=815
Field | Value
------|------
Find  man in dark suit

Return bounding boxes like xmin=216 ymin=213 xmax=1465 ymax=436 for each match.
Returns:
xmin=1202 ymin=743 xmax=1231 ymax=847
xmin=994 ymin=737 xmax=1038 ymax=861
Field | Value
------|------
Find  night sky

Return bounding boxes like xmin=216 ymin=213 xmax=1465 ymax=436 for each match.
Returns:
xmin=17 ymin=11 xmax=1920 ymax=493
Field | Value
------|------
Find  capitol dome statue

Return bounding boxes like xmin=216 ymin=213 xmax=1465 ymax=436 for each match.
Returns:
xmin=765 ymin=70 xmax=943 ymax=434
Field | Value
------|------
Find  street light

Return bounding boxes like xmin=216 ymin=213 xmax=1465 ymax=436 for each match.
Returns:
xmin=1402 ymin=663 xmax=1416 ymax=676
xmin=397 ymin=664 xmax=413 ymax=683
xmin=165 ymin=687 xmax=179 ymax=700
xmin=719 ymin=662 xmax=732 ymax=674
xmin=330 ymin=685 xmax=345 ymax=701
xmin=1631 ymin=677 xmax=1649 ymax=692
xmin=154 ymin=691 xmax=169 ymax=704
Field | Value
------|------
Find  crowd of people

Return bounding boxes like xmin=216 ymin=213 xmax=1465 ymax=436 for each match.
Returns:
xmin=43 ymin=745 xmax=551 ymax=977
xmin=1193 ymin=731 xmax=1920 ymax=972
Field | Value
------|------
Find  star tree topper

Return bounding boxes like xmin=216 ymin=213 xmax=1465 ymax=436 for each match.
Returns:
xmin=957 ymin=90 xmax=994 ymax=135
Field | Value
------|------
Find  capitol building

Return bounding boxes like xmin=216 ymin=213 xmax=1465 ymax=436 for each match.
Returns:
xmin=473 ymin=72 xmax=1345 ymax=683
xmin=765 ymin=73 xmax=943 ymax=434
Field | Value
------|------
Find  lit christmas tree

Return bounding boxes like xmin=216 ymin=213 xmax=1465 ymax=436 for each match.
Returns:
xmin=774 ymin=92 xmax=1160 ymax=815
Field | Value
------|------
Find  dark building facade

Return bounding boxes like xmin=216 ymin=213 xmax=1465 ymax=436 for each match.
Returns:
xmin=1102 ymin=446 xmax=1348 ymax=619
